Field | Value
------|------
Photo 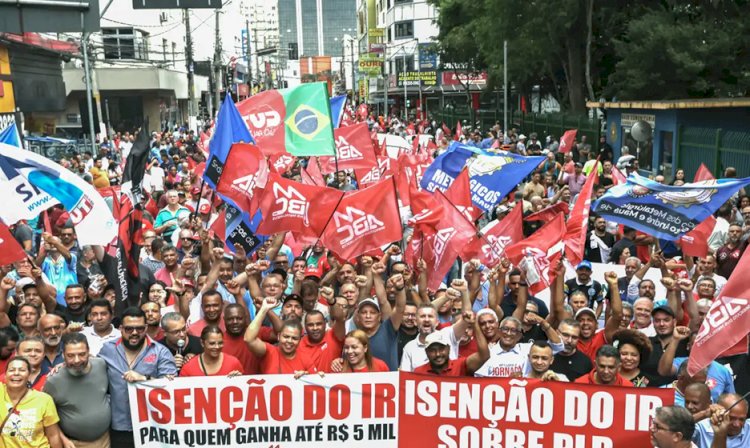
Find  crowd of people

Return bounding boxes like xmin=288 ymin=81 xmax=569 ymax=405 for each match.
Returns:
xmin=0 ymin=114 xmax=747 ymax=448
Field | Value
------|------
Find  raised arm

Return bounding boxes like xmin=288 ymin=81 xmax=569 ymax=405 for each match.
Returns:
xmin=465 ymin=313 xmax=490 ymax=375
xmin=679 ymin=279 xmax=701 ymax=333
xmin=546 ymin=260 xmax=566 ymax=329
xmin=603 ymin=271 xmax=623 ymax=343
xmin=371 ymin=262 xmax=392 ymax=319
xmin=661 ymin=276 xmax=684 ymax=323
xmin=657 ymin=326 xmax=691 ymax=376
xmin=244 ymin=298 xmax=276 ymax=357
xmin=388 ymin=273 xmax=407 ymax=331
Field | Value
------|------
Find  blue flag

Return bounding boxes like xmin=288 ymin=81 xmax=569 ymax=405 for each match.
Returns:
xmin=421 ymin=142 xmax=545 ymax=211
xmin=330 ymin=95 xmax=347 ymax=129
xmin=203 ymin=96 xmax=255 ymax=190
xmin=593 ymin=174 xmax=750 ymax=240
xmin=0 ymin=123 xmax=21 ymax=148
xmin=224 ymin=205 xmax=267 ymax=255
xmin=420 ymin=142 xmax=474 ymax=192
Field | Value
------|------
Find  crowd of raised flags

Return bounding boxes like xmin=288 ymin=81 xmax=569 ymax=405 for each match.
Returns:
xmin=0 ymin=81 xmax=748 ymax=446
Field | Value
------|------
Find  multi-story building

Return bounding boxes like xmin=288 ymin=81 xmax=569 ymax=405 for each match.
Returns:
xmin=278 ymin=0 xmax=358 ymax=91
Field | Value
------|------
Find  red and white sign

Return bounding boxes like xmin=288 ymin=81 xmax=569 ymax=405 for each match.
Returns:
xmin=440 ymin=71 xmax=488 ymax=86
xmin=320 ymin=123 xmax=378 ymax=174
xmin=215 ymin=143 xmax=268 ymax=214
xmin=399 ymin=373 xmax=672 ymax=448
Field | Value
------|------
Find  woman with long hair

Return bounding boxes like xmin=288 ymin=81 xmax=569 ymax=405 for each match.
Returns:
xmin=0 ymin=357 xmax=63 ymax=447
xmin=339 ymin=330 xmax=389 ymax=373
xmin=180 ymin=326 xmax=243 ymax=377
xmin=608 ymin=246 xmax=631 ymax=265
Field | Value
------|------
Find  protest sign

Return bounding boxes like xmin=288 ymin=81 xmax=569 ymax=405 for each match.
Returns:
xmin=129 ymin=373 xmax=398 ymax=448
xmin=398 ymin=372 xmax=673 ymax=448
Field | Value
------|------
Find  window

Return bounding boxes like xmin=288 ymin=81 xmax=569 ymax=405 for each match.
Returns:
xmin=393 ymin=55 xmax=414 ymax=73
xmin=394 ymin=21 xmax=413 ymax=39
xmin=395 ymin=0 xmax=412 ymax=3
xmin=102 ymin=27 xmax=149 ymax=60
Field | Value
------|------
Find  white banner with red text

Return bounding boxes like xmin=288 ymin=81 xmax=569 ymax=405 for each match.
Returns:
xmin=129 ymin=372 xmax=673 ymax=447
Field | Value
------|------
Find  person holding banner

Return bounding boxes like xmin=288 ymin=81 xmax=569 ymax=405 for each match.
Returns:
xmin=339 ymin=329 xmax=389 ymax=373
xmin=414 ymin=312 xmax=489 ymax=377
xmin=179 ymin=326 xmax=243 ymax=377
xmin=575 ymin=345 xmax=634 ymax=386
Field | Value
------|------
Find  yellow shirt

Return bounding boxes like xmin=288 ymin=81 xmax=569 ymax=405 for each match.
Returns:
xmin=0 ymin=384 xmax=59 ymax=448
xmin=89 ymin=166 xmax=110 ymax=188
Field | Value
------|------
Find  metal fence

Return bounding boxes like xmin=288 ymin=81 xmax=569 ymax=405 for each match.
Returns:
xmin=431 ymin=109 xmax=602 ymax=144
xmin=676 ymin=126 xmax=750 ymax=178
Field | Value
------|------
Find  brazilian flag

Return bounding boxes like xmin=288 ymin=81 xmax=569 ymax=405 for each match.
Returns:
xmin=237 ymin=82 xmax=336 ymax=157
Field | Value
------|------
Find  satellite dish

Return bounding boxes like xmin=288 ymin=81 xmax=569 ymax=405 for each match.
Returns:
xmin=630 ymin=121 xmax=652 ymax=143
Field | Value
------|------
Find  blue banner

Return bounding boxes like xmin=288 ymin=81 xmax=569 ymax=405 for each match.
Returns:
xmin=203 ymin=96 xmax=255 ymax=190
xmin=330 ymin=95 xmax=347 ymax=129
xmin=420 ymin=142 xmax=545 ymax=211
xmin=0 ymin=123 xmax=21 ymax=148
xmin=593 ymin=174 xmax=750 ymax=240
xmin=420 ymin=142 xmax=474 ymax=192
xmin=224 ymin=205 xmax=267 ymax=255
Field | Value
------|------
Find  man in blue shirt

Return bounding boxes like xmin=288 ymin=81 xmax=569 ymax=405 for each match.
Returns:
xmin=37 ymin=232 xmax=77 ymax=305
xmin=99 ymin=307 xmax=177 ymax=448
xmin=693 ymin=393 xmax=749 ymax=448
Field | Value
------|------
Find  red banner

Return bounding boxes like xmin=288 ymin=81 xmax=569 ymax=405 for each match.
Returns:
xmin=399 ymin=372 xmax=673 ymax=448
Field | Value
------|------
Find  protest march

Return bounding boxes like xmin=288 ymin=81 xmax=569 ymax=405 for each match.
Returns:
xmin=0 ymin=82 xmax=747 ymax=448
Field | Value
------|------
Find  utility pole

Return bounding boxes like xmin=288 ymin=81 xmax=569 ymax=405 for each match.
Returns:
xmin=503 ymin=39 xmax=508 ymax=135
xmin=349 ymin=38 xmax=355 ymax=101
xmin=213 ymin=10 xmax=222 ymax=113
xmin=245 ymin=19 xmax=252 ymax=89
xmin=81 ymin=29 xmax=97 ymax=154
xmin=184 ymin=9 xmax=196 ymax=126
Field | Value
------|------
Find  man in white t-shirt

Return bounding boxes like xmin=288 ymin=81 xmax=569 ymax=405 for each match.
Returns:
xmin=399 ymin=302 xmax=470 ymax=371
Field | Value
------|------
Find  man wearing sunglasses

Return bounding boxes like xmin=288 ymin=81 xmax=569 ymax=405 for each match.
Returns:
xmin=99 ymin=307 xmax=177 ymax=448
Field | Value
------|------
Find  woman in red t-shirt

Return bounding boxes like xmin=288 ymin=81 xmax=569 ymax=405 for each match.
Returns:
xmin=339 ymin=330 xmax=389 ymax=373
xmin=180 ymin=326 xmax=244 ymax=377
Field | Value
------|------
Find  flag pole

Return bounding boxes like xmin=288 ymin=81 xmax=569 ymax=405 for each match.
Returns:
xmin=390 ymin=177 xmax=404 ymax=251
xmin=190 ymin=178 xmax=207 ymax=222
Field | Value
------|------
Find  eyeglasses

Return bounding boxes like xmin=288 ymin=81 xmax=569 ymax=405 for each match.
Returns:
xmin=122 ymin=326 xmax=147 ymax=333
xmin=650 ymin=421 xmax=672 ymax=433
xmin=499 ymin=326 xmax=521 ymax=334
xmin=166 ymin=327 xmax=187 ymax=334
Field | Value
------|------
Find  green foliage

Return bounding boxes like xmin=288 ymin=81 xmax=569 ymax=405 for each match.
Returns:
xmin=429 ymin=0 xmax=750 ymax=110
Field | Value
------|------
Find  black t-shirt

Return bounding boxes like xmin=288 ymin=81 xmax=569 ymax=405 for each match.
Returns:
xmin=500 ymin=294 xmax=549 ymax=319
xmin=157 ymin=334 xmax=203 ymax=356
xmin=397 ymin=327 xmax=418 ymax=363
xmin=584 ymin=231 xmax=616 ymax=263
xmin=54 ymin=304 xmax=87 ymax=324
xmin=642 ymin=337 xmax=690 ymax=386
xmin=12 ymin=223 xmax=33 ymax=248
xmin=564 ymin=279 xmax=605 ymax=308
xmin=551 ymin=350 xmax=593 ymax=382
xmin=520 ymin=324 xmax=547 ymax=343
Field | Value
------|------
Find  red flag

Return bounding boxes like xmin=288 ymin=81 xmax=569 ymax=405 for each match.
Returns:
xmin=404 ymin=230 xmax=423 ymax=270
xmin=454 ymin=121 xmax=462 ymax=141
xmin=356 ymin=103 xmax=369 ymax=121
xmin=611 ymin=166 xmax=627 ymax=184
xmin=411 ymin=135 xmax=420 ymax=154
xmin=444 ymin=169 xmax=482 ymax=221
xmin=422 ymin=191 xmax=477 ymax=290
xmin=319 ymin=123 xmax=378 ymax=174
xmin=463 ymin=204 xmax=523 ymax=265
xmin=442 ymin=123 xmax=451 ymax=137
xmin=563 ymin=162 xmax=599 ymax=266
xmin=427 ymin=139 xmax=438 ymax=152
xmin=269 ymin=152 xmax=296 ymax=174
xmin=42 ymin=210 xmax=52 ymax=234
xmin=505 ymin=213 xmax=567 ymax=295
xmin=355 ymin=156 xmax=393 ymax=188
xmin=524 ymin=202 xmax=570 ymax=222
xmin=320 ymin=179 xmax=402 ymax=260
xmin=257 ymin=173 xmax=343 ymax=237
xmin=559 ymin=129 xmax=577 ymax=154
xmin=215 ymin=143 xmax=269 ymax=213
xmin=302 ymin=157 xmax=326 ymax=187
xmin=0 ymin=222 xmax=28 ymax=265
xmin=688 ymin=248 xmax=750 ymax=375
xmin=694 ymin=163 xmax=714 ymax=182
xmin=680 ymin=165 xmax=717 ymax=257
xmin=209 ymin=208 xmax=227 ymax=243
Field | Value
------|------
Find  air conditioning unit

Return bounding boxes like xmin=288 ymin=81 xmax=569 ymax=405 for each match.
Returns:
xmin=159 ymin=12 xmax=168 ymax=24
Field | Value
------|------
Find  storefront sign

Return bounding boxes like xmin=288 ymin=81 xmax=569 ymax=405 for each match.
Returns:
xmin=397 ymin=71 xmax=437 ymax=87
xmin=440 ymin=71 xmax=488 ymax=86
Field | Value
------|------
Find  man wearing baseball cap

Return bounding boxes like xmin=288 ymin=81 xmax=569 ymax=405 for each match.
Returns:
xmin=413 ymin=313 xmax=489 ymax=376
xmin=564 ymin=260 xmax=605 ymax=319
xmin=575 ymin=271 xmax=623 ymax=362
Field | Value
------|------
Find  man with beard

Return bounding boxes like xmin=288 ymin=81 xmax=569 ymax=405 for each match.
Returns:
xmin=641 ymin=304 xmax=689 ymax=386
xmin=39 ymin=313 xmax=66 ymax=372
xmin=716 ymin=224 xmax=747 ymax=278
xmin=99 ymin=307 xmax=177 ymax=447
xmin=44 ymin=333 xmax=111 ymax=447
xmin=222 ymin=304 xmax=260 ymax=374
xmin=400 ymin=281 xmax=472 ymax=371
xmin=575 ymin=271 xmax=623 ymax=362
xmin=245 ymin=298 xmax=317 ymax=374
xmin=397 ymin=302 xmax=419 ymax=361
xmin=550 ymin=319 xmax=592 ymax=382
xmin=55 ymin=284 xmax=87 ymax=324
xmin=297 ymin=303 xmax=346 ymax=371
xmin=188 ymin=290 xmax=225 ymax=337
xmin=585 ymin=216 xmax=616 ymax=263
xmin=414 ymin=313 xmax=489 ymax=376
xmin=82 ymin=299 xmax=121 ymax=356
xmin=575 ymin=345 xmax=633 ymax=386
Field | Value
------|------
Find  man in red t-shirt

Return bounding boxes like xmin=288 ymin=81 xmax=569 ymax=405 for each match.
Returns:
xmin=296 ymin=296 xmax=346 ymax=371
xmin=574 ymin=345 xmax=633 ymax=387
xmin=413 ymin=314 xmax=489 ymax=377
xmin=188 ymin=290 xmax=226 ymax=337
xmin=221 ymin=304 xmax=260 ymax=375
xmin=244 ymin=297 xmax=317 ymax=375
xmin=576 ymin=272 xmax=622 ymax=362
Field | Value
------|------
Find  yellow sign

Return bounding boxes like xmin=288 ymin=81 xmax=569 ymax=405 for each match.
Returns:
xmin=358 ymin=57 xmax=383 ymax=76
xmin=368 ymin=28 xmax=384 ymax=38
xmin=359 ymin=79 xmax=368 ymax=102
